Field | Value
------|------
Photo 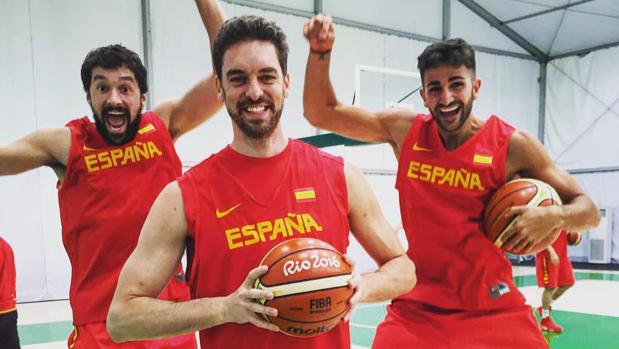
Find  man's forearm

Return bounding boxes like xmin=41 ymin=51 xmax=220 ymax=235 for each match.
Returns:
xmin=195 ymin=0 xmax=226 ymax=48
xmin=303 ymin=51 xmax=339 ymax=124
xmin=107 ymin=296 xmax=228 ymax=342
xmin=359 ymin=255 xmax=416 ymax=303
xmin=560 ymin=194 xmax=601 ymax=233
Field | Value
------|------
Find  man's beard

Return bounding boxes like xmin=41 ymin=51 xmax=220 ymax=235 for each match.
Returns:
xmin=227 ymin=96 xmax=283 ymax=139
xmin=430 ymin=94 xmax=474 ymax=132
xmin=93 ymin=104 xmax=143 ymax=145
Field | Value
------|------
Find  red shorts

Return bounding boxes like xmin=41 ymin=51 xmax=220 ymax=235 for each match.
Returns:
xmin=535 ymin=252 xmax=575 ymax=288
xmin=67 ymin=322 xmax=197 ymax=349
xmin=372 ymin=300 xmax=548 ymax=349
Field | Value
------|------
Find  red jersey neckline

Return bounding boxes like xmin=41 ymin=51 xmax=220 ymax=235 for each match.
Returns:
xmin=431 ymin=115 xmax=499 ymax=155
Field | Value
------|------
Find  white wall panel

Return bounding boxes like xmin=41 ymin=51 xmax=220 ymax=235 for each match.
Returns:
xmin=323 ymin=0 xmax=443 ymax=39
xmin=0 ymin=0 xmax=37 ymax=141
xmin=29 ymin=0 xmax=143 ymax=128
xmin=474 ymin=52 xmax=540 ymax=134
xmin=546 ymin=47 xmax=619 ymax=168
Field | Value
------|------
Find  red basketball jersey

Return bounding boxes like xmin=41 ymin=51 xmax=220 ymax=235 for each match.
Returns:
xmin=59 ymin=112 xmax=185 ymax=324
xmin=178 ymin=139 xmax=351 ymax=348
xmin=395 ymin=115 xmax=525 ymax=311
xmin=0 ymin=237 xmax=17 ymax=313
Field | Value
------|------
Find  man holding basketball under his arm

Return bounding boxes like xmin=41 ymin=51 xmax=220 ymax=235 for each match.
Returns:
xmin=107 ymin=14 xmax=415 ymax=349
xmin=302 ymin=15 xmax=600 ymax=348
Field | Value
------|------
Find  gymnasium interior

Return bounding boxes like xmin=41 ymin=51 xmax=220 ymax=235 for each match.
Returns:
xmin=1 ymin=0 xmax=619 ymax=348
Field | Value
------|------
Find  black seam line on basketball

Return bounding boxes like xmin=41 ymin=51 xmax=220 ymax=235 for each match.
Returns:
xmin=264 ymin=285 xmax=349 ymax=299
xmin=260 ymin=272 xmax=352 ymax=288
xmin=271 ymin=306 xmax=349 ymax=324
xmin=265 ymin=247 xmax=339 ymax=271
xmin=486 ymin=184 xmax=536 ymax=218
xmin=486 ymin=184 xmax=537 ymax=224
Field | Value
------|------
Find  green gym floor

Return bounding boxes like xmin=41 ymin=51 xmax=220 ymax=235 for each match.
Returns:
xmin=16 ymin=267 xmax=619 ymax=348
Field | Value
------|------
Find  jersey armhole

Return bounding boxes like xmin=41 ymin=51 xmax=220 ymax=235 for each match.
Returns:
xmin=395 ymin=116 xmax=423 ymax=190
xmin=177 ymin=175 xmax=198 ymax=238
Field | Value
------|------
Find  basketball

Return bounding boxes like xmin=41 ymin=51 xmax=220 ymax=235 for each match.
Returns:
xmin=567 ymin=231 xmax=582 ymax=246
xmin=484 ymin=178 xmax=563 ymax=254
xmin=254 ymin=238 xmax=353 ymax=337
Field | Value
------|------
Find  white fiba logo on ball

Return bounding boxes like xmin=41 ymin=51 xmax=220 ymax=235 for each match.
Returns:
xmin=283 ymin=254 xmax=341 ymax=276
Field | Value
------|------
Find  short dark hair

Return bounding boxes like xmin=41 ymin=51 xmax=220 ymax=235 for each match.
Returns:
xmin=80 ymin=44 xmax=148 ymax=95
xmin=417 ymin=38 xmax=476 ymax=82
xmin=212 ymin=15 xmax=289 ymax=80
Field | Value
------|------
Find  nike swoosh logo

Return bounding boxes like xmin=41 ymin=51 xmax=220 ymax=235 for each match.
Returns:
xmin=83 ymin=145 xmax=96 ymax=151
xmin=216 ymin=203 xmax=241 ymax=218
xmin=413 ymin=142 xmax=432 ymax=152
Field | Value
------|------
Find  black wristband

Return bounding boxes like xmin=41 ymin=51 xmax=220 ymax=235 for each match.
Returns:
xmin=310 ymin=49 xmax=331 ymax=59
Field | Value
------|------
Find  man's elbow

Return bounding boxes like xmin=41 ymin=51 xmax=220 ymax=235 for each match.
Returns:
xmin=401 ymin=257 xmax=417 ymax=294
xmin=302 ymin=105 xmax=321 ymax=127
xmin=303 ymin=106 xmax=332 ymax=130
xmin=584 ymin=196 xmax=602 ymax=229
xmin=106 ymin=304 xmax=131 ymax=343
xmin=386 ymin=254 xmax=416 ymax=297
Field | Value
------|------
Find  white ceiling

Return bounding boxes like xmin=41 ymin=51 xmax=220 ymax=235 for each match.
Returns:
xmin=225 ymin=0 xmax=619 ymax=61
xmin=473 ymin=0 xmax=619 ymax=59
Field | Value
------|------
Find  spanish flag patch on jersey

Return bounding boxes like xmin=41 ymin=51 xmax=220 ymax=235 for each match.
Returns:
xmin=138 ymin=123 xmax=155 ymax=135
xmin=294 ymin=187 xmax=316 ymax=201
xmin=473 ymin=154 xmax=493 ymax=165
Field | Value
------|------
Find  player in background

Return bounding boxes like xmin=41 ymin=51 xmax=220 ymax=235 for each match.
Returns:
xmin=0 ymin=237 xmax=20 ymax=349
xmin=535 ymin=230 xmax=577 ymax=333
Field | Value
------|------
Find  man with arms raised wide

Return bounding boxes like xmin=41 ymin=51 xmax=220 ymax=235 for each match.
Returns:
xmin=0 ymin=1 xmax=225 ymax=347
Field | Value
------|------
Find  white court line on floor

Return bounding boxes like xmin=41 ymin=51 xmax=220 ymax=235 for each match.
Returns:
xmin=17 ymin=300 xmax=72 ymax=325
xmin=512 ymin=265 xmax=536 ymax=276
xmin=351 ymin=322 xmax=377 ymax=329
xmin=23 ymin=341 xmax=66 ymax=349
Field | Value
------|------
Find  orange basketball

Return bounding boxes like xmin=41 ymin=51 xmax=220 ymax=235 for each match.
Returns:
xmin=567 ymin=231 xmax=582 ymax=246
xmin=254 ymin=238 xmax=353 ymax=337
xmin=484 ymin=178 xmax=562 ymax=255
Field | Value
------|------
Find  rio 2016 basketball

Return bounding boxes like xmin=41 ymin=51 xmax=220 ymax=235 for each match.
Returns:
xmin=254 ymin=238 xmax=353 ymax=337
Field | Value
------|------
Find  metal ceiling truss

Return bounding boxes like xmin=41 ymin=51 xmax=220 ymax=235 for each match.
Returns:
xmin=222 ymin=0 xmax=536 ymax=61
xmin=457 ymin=0 xmax=548 ymax=62
xmin=140 ymin=0 xmax=154 ymax=110
xmin=314 ymin=0 xmax=322 ymax=14
xmin=443 ymin=0 xmax=451 ymax=40
xmin=550 ymin=39 xmax=619 ymax=61
xmin=224 ymin=0 xmax=616 ymax=62
xmin=502 ymin=0 xmax=594 ymax=25
xmin=538 ymin=62 xmax=547 ymax=143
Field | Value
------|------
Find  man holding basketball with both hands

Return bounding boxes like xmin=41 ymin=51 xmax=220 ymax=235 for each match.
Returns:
xmin=302 ymin=14 xmax=600 ymax=348
xmin=108 ymin=12 xmax=415 ymax=349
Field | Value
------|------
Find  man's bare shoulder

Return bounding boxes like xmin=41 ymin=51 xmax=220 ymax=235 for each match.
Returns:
xmin=377 ymin=107 xmax=417 ymax=148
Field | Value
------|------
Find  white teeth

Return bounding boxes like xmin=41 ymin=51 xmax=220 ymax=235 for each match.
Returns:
xmin=440 ymin=105 xmax=459 ymax=112
xmin=245 ymin=105 xmax=266 ymax=113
